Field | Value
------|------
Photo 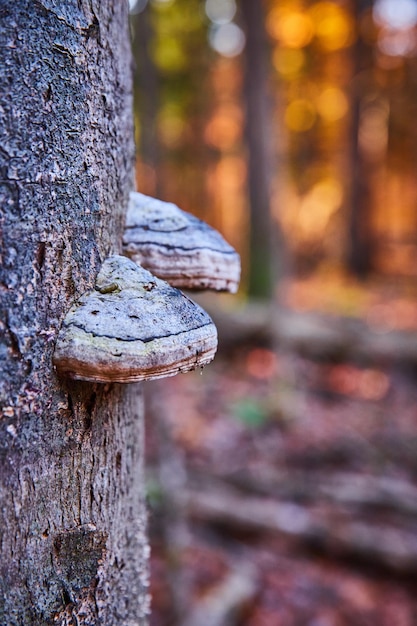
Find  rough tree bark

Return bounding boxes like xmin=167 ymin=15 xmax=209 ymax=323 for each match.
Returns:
xmin=0 ymin=2 xmax=149 ymax=624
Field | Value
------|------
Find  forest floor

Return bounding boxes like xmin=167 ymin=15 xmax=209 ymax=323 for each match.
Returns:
xmin=145 ymin=283 xmax=417 ymax=626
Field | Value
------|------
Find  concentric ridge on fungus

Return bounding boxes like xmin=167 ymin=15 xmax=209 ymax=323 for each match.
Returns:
xmin=53 ymin=255 xmax=218 ymax=383
xmin=122 ymin=191 xmax=241 ymax=293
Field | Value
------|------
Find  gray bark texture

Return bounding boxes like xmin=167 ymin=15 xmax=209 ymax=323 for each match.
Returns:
xmin=0 ymin=1 xmax=150 ymax=624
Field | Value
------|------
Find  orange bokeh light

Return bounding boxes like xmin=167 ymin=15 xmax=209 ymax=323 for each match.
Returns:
xmin=246 ymin=348 xmax=279 ymax=380
xmin=285 ymin=98 xmax=316 ymax=131
xmin=309 ymin=2 xmax=355 ymax=51
xmin=204 ymin=104 xmax=243 ymax=151
xmin=267 ymin=7 xmax=315 ymax=48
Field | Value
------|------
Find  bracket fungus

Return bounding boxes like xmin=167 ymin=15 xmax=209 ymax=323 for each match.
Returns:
xmin=53 ymin=255 xmax=218 ymax=383
xmin=122 ymin=191 xmax=241 ymax=293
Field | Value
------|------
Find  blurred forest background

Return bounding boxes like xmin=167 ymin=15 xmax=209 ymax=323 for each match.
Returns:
xmin=129 ymin=0 xmax=417 ymax=624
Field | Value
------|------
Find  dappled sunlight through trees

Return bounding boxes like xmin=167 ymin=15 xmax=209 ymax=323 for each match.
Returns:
xmin=131 ymin=0 xmax=417 ymax=308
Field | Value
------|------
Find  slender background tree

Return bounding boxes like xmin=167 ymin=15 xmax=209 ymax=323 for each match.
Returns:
xmin=0 ymin=2 xmax=149 ymax=623
xmin=240 ymin=0 xmax=280 ymax=299
xmin=346 ymin=0 xmax=375 ymax=278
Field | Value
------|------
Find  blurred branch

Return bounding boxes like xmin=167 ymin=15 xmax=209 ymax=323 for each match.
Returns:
xmin=200 ymin=299 xmax=417 ymax=364
xmin=174 ymin=478 xmax=417 ymax=575
xmin=182 ymin=561 xmax=258 ymax=626
xmin=189 ymin=468 xmax=417 ymax=519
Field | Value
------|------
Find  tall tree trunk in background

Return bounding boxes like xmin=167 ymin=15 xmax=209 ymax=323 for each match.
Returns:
xmin=131 ymin=2 xmax=161 ymax=197
xmin=0 ymin=2 xmax=149 ymax=624
xmin=346 ymin=0 xmax=375 ymax=277
xmin=240 ymin=0 xmax=283 ymax=300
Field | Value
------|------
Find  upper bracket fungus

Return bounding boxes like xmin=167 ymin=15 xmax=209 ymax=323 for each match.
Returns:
xmin=53 ymin=255 xmax=218 ymax=383
xmin=122 ymin=192 xmax=241 ymax=293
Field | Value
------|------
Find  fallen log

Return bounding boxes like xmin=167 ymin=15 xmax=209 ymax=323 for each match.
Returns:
xmin=174 ymin=482 xmax=417 ymax=574
xmin=196 ymin=298 xmax=417 ymax=364
xmin=197 ymin=468 xmax=417 ymax=518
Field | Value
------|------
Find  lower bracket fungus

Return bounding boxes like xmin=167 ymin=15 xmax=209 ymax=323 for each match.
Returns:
xmin=53 ymin=255 xmax=218 ymax=383
xmin=123 ymin=191 xmax=241 ymax=293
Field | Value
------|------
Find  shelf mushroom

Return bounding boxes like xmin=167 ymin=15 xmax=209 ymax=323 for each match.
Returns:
xmin=53 ymin=255 xmax=218 ymax=383
xmin=122 ymin=192 xmax=241 ymax=293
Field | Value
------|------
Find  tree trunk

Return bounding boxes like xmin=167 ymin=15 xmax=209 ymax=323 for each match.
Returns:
xmin=346 ymin=0 xmax=375 ymax=277
xmin=240 ymin=0 xmax=284 ymax=300
xmin=131 ymin=2 xmax=161 ymax=197
xmin=0 ymin=2 xmax=149 ymax=624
